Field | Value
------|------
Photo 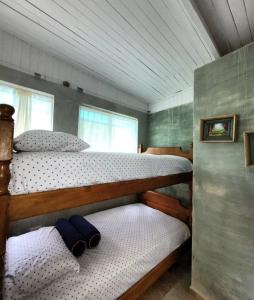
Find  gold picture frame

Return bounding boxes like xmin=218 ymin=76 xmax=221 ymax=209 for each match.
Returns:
xmin=200 ymin=114 xmax=238 ymax=143
xmin=243 ymin=131 xmax=254 ymax=167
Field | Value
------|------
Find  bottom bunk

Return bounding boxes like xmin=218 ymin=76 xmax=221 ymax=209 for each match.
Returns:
xmin=3 ymin=200 xmax=191 ymax=300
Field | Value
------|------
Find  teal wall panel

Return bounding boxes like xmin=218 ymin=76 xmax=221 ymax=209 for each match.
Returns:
xmin=147 ymin=103 xmax=193 ymax=206
xmin=192 ymin=43 xmax=254 ymax=300
xmin=148 ymin=103 xmax=193 ymax=150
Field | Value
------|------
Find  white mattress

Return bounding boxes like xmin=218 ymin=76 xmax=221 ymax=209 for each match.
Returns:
xmin=9 ymin=151 xmax=192 ymax=195
xmin=4 ymin=204 xmax=190 ymax=300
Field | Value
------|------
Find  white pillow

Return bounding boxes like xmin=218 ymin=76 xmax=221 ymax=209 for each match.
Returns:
xmin=4 ymin=227 xmax=80 ymax=299
xmin=14 ymin=130 xmax=89 ymax=152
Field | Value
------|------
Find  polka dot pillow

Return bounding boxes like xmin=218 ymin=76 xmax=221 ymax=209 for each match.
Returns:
xmin=14 ymin=130 xmax=90 ymax=152
xmin=4 ymin=227 xmax=80 ymax=298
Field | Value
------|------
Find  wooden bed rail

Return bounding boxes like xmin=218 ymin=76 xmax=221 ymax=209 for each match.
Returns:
xmin=140 ymin=191 xmax=192 ymax=227
xmin=138 ymin=144 xmax=193 ymax=161
xmin=0 ymin=104 xmax=14 ymax=285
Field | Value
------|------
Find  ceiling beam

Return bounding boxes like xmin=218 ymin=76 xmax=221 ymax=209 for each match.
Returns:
xmin=179 ymin=0 xmax=220 ymax=60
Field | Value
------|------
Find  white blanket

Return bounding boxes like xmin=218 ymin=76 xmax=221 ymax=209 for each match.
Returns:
xmin=9 ymin=152 xmax=192 ymax=195
xmin=4 ymin=203 xmax=190 ymax=300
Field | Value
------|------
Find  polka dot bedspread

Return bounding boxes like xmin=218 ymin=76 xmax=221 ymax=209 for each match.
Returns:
xmin=8 ymin=151 xmax=192 ymax=195
xmin=4 ymin=203 xmax=190 ymax=300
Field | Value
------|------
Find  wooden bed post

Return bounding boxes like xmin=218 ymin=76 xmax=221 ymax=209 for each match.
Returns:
xmin=0 ymin=104 xmax=14 ymax=281
xmin=138 ymin=144 xmax=144 ymax=153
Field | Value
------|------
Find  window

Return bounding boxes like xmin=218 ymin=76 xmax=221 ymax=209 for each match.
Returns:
xmin=0 ymin=81 xmax=54 ymax=137
xmin=78 ymin=105 xmax=138 ymax=153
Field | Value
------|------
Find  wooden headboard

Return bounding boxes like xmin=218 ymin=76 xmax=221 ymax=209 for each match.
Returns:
xmin=138 ymin=144 xmax=193 ymax=161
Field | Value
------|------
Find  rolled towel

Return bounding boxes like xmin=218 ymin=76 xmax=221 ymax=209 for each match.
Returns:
xmin=55 ymin=219 xmax=86 ymax=257
xmin=69 ymin=215 xmax=101 ymax=248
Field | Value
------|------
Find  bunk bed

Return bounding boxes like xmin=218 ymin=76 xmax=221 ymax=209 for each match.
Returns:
xmin=0 ymin=104 xmax=193 ymax=299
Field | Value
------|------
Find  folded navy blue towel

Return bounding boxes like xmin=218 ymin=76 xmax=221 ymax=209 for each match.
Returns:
xmin=69 ymin=215 xmax=101 ymax=248
xmin=55 ymin=219 xmax=86 ymax=257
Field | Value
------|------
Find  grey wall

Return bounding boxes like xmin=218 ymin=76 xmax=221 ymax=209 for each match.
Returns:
xmin=192 ymin=43 xmax=254 ymax=300
xmin=148 ymin=103 xmax=193 ymax=150
xmin=0 ymin=64 xmax=148 ymax=146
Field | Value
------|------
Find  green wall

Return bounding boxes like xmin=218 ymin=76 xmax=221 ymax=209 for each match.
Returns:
xmin=148 ymin=103 xmax=193 ymax=150
xmin=147 ymin=103 xmax=193 ymax=206
xmin=192 ymin=43 xmax=254 ymax=299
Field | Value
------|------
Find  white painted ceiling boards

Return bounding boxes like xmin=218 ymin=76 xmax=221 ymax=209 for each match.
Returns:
xmin=193 ymin=0 xmax=254 ymax=55
xmin=0 ymin=0 xmax=252 ymax=111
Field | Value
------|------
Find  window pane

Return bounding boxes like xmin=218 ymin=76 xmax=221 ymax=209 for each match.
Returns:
xmin=30 ymin=94 xmax=53 ymax=131
xmin=79 ymin=106 xmax=138 ymax=153
xmin=0 ymin=81 xmax=54 ymax=136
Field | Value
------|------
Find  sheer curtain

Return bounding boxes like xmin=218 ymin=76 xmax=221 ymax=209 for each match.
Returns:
xmin=78 ymin=106 xmax=138 ymax=153
xmin=0 ymin=82 xmax=54 ymax=137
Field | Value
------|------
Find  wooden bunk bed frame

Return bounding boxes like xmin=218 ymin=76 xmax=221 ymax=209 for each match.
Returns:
xmin=0 ymin=104 xmax=193 ymax=300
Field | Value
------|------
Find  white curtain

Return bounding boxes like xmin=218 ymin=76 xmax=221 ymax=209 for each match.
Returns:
xmin=15 ymin=88 xmax=32 ymax=136
xmin=78 ymin=106 xmax=138 ymax=153
xmin=0 ymin=82 xmax=54 ymax=137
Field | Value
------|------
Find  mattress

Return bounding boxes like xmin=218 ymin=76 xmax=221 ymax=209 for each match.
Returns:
xmin=4 ymin=203 xmax=190 ymax=300
xmin=9 ymin=151 xmax=192 ymax=195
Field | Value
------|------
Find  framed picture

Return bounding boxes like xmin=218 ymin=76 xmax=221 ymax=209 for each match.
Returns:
xmin=243 ymin=131 xmax=254 ymax=167
xmin=200 ymin=114 xmax=238 ymax=143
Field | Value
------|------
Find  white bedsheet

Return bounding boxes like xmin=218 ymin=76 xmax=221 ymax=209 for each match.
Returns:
xmin=4 ymin=203 xmax=190 ymax=300
xmin=9 ymin=151 xmax=192 ymax=195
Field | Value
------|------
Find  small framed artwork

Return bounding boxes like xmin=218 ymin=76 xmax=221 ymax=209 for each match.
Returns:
xmin=243 ymin=131 xmax=254 ymax=167
xmin=200 ymin=114 xmax=238 ymax=143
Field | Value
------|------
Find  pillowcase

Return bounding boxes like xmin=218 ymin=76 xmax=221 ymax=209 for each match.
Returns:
xmin=4 ymin=227 xmax=80 ymax=299
xmin=14 ymin=130 xmax=89 ymax=152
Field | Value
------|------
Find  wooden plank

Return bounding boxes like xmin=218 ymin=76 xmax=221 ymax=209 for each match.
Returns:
xmin=193 ymin=0 xmax=231 ymax=55
xmin=140 ymin=191 xmax=192 ymax=224
xmin=106 ymin=0 xmax=192 ymax=85
xmin=9 ymin=172 xmax=192 ymax=221
xmin=228 ymin=0 xmax=252 ymax=45
xmin=178 ymin=0 xmax=219 ymax=60
xmin=8 ymin=0 xmax=170 ymax=97
xmin=144 ymin=146 xmax=193 ymax=161
xmin=62 ymin=0 xmax=181 ymax=92
xmin=0 ymin=0 xmax=219 ymax=105
xmin=210 ymin=0 xmax=242 ymax=49
xmin=0 ymin=24 xmax=148 ymax=111
xmin=53 ymin=0 xmax=176 ymax=95
xmin=244 ymin=0 xmax=254 ymax=39
xmin=73 ymin=0 xmax=188 ymax=90
xmin=137 ymin=0 xmax=204 ymax=67
xmin=0 ymin=3 xmax=155 ymax=105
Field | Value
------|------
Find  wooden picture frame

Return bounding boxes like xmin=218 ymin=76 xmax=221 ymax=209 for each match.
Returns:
xmin=243 ymin=131 xmax=254 ymax=167
xmin=200 ymin=114 xmax=238 ymax=143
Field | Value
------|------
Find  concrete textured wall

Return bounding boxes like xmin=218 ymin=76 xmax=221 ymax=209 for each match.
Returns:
xmin=148 ymin=103 xmax=193 ymax=150
xmin=0 ymin=64 xmax=148 ymax=146
xmin=147 ymin=103 xmax=193 ymax=206
xmin=192 ymin=43 xmax=254 ymax=300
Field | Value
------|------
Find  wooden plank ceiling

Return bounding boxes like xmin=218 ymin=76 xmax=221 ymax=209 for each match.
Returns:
xmin=0 ymin=0 xmax=218 ymax=106
xmin=193 ymin=0 xmax=254 ymax=55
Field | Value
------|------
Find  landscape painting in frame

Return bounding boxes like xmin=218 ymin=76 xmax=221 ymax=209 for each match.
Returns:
xmin=244 ymin=131 xmax=254 ymax=167
xmin=200 ymin=114 xmax=237 ymax=142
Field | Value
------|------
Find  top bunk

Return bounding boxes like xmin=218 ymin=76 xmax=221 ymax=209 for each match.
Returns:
xmin=0 ymin=104 xmax=193 ymax=222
